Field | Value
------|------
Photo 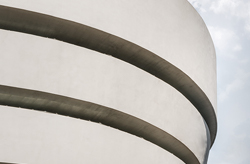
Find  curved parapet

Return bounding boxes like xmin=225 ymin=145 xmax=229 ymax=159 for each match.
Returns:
xmin=0 ymin=85 xmax=199 ymax=164
xmin=0 ymin=5 xmax=217 ymax=146
xmin=0 ymin=1 xmax=217 ymax=164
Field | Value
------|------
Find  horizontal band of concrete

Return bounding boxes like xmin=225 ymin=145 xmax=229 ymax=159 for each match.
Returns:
xmin=0 ymin=5 xmax=216 ymax=146
xmin=0 ymin=85 xmax=200 ymax=164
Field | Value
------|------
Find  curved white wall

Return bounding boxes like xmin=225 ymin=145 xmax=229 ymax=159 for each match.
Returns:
xmin=0 ymin=106 xmax=185 ymax=164
xmin=0 ymin=0 xmax=216 ymax=164
xmin=0 ymin=0 xmax=217 ymax=111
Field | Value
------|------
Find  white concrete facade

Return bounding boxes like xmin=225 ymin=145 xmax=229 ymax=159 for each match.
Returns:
xmin=0 ymin=0 xmax=216 ymax=164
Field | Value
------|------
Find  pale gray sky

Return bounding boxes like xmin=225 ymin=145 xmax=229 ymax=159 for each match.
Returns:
xmin=188 ymin=0 xmax=250 ymax=163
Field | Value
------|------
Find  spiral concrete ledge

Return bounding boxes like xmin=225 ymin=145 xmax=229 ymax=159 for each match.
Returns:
xmin=0 ymin=5 xmax=217 ymax=146
xmin=0 ymin=85 xmax=200 ymax=164
xmin=0 ymin=1 xmax=217 ymax=164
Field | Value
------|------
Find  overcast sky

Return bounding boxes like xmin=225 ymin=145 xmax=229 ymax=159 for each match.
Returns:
xmin=187 ymin=0 xmax=250 ymax=163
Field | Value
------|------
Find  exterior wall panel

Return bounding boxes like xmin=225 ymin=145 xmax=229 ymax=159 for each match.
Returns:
xmin=0 ymin=0 xmax=217 ymax=164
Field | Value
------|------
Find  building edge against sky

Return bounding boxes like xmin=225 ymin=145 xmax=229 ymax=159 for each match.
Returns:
xmin=0 ymin=0 xmax=217 ymax=164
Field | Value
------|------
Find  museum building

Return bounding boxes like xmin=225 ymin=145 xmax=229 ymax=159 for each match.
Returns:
xmin=0 ymin=0 xmax=217 ymax=163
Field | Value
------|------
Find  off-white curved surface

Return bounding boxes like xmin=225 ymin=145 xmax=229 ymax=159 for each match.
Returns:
xmin=0 ymin=5 xmax=216 ymax=147
xmin=0 ymin=0 xmax=217 ymax=111
xmin=0 ymin=0 xmax=216 ymax=164
xmin=0 ymin=85 xmax=200 ymax=164
xmin=0 ymin=30 xmax=208 ymax=163
xmin=0 ymin=106 xmax=184 ymax=164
